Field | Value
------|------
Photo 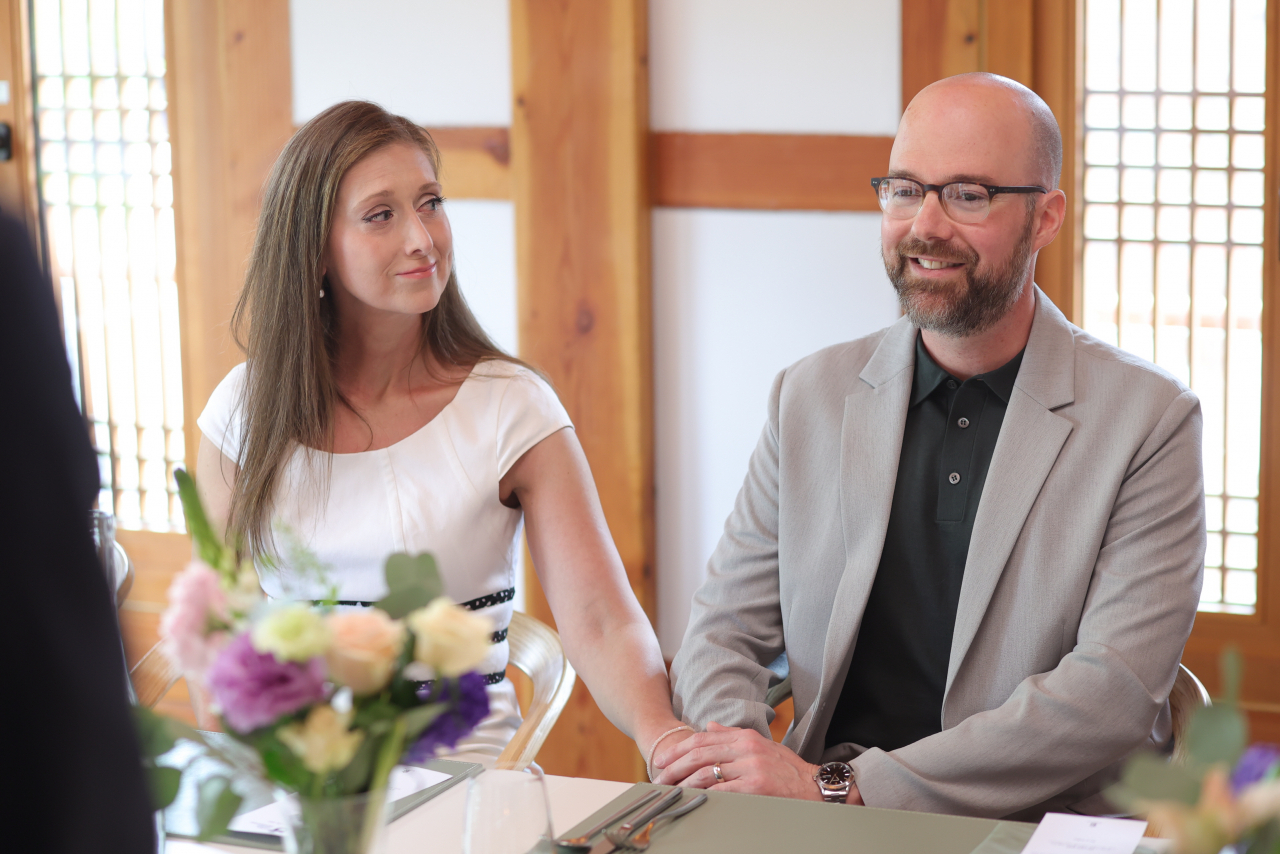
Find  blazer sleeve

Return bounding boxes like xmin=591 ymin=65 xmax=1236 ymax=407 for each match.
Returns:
xmin=846 ymin=388 xmax=1206 ymax=817
xmin=670 ymin=369 xmax=789 ymax=737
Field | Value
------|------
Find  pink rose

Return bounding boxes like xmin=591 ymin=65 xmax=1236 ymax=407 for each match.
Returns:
xmin=325 ymin=610 xmax=406 ymax=696
xmin=160 ymin=560 xmax=231 ymax=678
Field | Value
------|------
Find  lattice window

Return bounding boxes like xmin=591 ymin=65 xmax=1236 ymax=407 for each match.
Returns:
xmin=31 ymin=0 xmax=186 ymax=532
xmin=1081 ymin=0 xmax=1267 ymax=613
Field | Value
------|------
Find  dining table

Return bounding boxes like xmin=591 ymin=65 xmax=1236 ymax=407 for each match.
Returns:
xmin=159 ymin=773 xmax=1174 ymax=854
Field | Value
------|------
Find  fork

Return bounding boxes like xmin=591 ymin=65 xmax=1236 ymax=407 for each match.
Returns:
xmin=610 ymin=793 xmax=708 ymax=851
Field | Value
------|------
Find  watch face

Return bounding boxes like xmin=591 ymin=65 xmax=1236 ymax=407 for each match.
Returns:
xmin=818 ymin=763 xmax=853 ymax=786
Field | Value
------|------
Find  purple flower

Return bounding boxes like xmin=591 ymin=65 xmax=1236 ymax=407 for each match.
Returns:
xmin=1232 ymin=743 xmax=1280 ymax=794
xmin=206 ymin=632 xmax=327 ymax=733
xmin=405 ymin=673 xmax=491 ymax=763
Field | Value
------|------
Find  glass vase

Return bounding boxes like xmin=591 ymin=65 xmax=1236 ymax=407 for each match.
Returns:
xmin=282 ymin=789 xmax=391 ymax=854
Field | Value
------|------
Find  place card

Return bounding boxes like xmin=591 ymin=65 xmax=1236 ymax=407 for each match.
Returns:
xmin=227 ymin=765 xmax=451 ymax=835
xmin=1021 ymin=813 xmax=1149 ymax=854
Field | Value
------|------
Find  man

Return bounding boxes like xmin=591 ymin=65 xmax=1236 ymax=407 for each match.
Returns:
xmin=653 ymin=73 xmax=1205 ymax=819
xmin=0 ymin=209 xmax=155 ymax=851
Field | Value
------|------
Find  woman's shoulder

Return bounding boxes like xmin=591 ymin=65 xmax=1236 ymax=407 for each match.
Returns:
xmin=468 ymin=359 xmax=561 ymax=408
xmin=196 ymin=362 xmax=249 ymax=457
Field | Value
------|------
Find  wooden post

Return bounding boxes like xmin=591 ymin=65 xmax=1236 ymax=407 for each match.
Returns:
xmin=510 ymin=0 xmax=652 ymax=783
xmin=0 ymin=0 xmax=38 ymax=237
xmin=1029 ymin=0 xmax=1082 ymax=322
xmin=166 ymin=0 xmax=294 ymax=472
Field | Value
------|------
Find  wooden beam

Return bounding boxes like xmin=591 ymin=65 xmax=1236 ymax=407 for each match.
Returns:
xmin=1029 ymin=0 xmax=1082 ymax=322
xmin=0 ymin=0 xmax=38 ymax=237
xmin=429 ymin=127 xmax=511 ymax=200
xmin=901 ymin=0 xmax=980 ymax=108
xmin=511 ymin=0 xmax=652 ymax=783
xmin=902 ymin=0 xmax=1034 ymax=109
xmin=167 ymin=0 xmax=294 ymax=472
xmin=651 ymin=132 xmax=891 ymax=212
xmin=983 ymin=0 xmax=1034 ymax=87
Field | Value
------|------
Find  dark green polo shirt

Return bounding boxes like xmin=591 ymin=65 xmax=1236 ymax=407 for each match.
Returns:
xmin=824 ymin=334 xmax=1024 ymax=753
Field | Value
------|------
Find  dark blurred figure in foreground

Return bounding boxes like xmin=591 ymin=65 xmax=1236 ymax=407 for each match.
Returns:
xmin=0 ymin=210 xmax=154 ymax=852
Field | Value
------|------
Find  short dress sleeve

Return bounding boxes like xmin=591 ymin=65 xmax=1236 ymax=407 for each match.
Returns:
xmin=494 ymin=366 xmax=573 ymax=477
xmin=196 ymin=362 xmax=248 ymax=461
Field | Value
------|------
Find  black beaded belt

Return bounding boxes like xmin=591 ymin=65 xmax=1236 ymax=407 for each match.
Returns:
xmin=329 ymin=586 xmax=516 ymax=613
xmin=413 ymin=670 xmax=506 ymax=691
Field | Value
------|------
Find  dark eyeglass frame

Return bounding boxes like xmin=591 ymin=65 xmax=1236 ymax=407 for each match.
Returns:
xmin=870 ymin=177 xmax=1048 ymax=222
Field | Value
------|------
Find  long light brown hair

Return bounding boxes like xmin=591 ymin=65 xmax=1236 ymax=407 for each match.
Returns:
xmin=228 ymin=100 xmax=529 ymax=559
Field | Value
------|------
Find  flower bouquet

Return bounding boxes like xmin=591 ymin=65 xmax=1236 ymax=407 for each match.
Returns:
xmin=136 ymin=470 xmax=493 ymax=853
xmin=1107 ymin=650 xmax=1280 ymax=854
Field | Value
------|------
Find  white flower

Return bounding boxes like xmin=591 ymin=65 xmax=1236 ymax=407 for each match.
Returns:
xmin=251 ymin=603 xmax=330 ymax=662
xmin=406 ymin=598 xmax=492 ymax=677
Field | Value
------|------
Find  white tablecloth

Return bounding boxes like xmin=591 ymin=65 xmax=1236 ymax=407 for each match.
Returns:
xmin=164 ymin=774 xmax=633 ymax=854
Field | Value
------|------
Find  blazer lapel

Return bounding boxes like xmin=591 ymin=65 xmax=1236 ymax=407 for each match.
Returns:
xmin=944 ymin=291 xmax=1078 ymax=701
xmin=794 ymin=317 xmax=915 ymax=757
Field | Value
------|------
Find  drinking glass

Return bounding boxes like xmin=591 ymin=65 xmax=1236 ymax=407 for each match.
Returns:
xmin=462 ymin=767 xmax=554 ymax=854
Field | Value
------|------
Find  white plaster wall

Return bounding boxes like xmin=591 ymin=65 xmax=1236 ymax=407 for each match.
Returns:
xmin=653 ymin=209 xmax=900 ymax=654
xmin=290 ymin=0 xmax=511 ymax=127
xmin=447 ymin=200 xmax=518 ymax=356
xmin=649 ymin=0 xmax=902 ymax=135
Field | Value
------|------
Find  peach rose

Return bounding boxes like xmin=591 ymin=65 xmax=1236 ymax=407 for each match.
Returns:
xmin=324 ymin=610 xmax=406 ymax=696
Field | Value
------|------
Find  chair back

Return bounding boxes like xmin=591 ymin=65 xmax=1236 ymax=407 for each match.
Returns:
xmin=130 ymin=640 xmax=184 ymax=708
xmin=1169 ymin=662 xmax=1211 ymax=766
xmin=496 ymin=611 xmax=577 ymax=769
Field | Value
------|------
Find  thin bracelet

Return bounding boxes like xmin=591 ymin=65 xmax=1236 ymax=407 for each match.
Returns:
xmin=646 ymin=725 xmax=694 ymax=781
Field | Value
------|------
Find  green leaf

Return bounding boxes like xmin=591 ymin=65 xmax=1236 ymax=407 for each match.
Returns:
xmin=175 ymin=469 xmax=224 ymax=568
xmin=254 ymin=732 xmax=311 ymax=791
xmin=1185 ymin=703 xmax=1249 ymax=769
xmin=1107 ymin=752 xmax=1202 ymax=809
xmin=1219 ymin=647 xmax=1243 ymax=705
xmin=133 ymin=705 xmax=178 ymax=760
xmin=147 ymin=765 xmax=183 ymax=810
xmin=384 ymin=553 xmax=443 ymax=599
xmin=195 ymin=776 xmax=243 ymax=841
xmin=334 ymin=734 xmax=378 ymax=795
xmin=375 ymin=586 xmax=435 ymax=620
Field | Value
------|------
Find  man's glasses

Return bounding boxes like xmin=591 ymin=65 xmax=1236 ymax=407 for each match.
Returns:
xmin=871 ymin=177 xmax=1047 ymax=224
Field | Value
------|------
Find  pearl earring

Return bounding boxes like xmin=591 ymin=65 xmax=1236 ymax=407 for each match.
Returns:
xmin=319 ymin=288 xmax=325 ymax=298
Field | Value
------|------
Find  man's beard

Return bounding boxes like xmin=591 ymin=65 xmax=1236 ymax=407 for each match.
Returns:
xmin=883 ymin=213 xmax=1037 ymax=337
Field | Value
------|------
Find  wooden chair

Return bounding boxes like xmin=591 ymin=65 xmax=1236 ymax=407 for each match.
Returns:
xmin=764 ymin=663 xmax=1211 ymax=766
xmin=496 ymin=611 xmax=578 ymax=769
xmin=129 ymin=640 xmax=184 ymax=708
xmin=1169 ymin=662 xmax=1211 ymax=766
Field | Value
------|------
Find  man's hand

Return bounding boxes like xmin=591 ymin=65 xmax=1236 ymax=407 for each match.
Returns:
xmin=652 ymin=722 xmax=862 ymax=804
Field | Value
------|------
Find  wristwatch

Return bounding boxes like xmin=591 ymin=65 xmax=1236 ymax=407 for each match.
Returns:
xmin=814 ymin=761 xmax=855 ymax=804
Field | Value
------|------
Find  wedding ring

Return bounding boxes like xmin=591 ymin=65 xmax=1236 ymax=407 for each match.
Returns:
xmin=712 ymin=764 xmax=725 ymax=783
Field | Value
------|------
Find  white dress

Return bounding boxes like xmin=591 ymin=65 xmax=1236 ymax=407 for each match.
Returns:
xmin=197 ymin=359 xmax=573 ymax=763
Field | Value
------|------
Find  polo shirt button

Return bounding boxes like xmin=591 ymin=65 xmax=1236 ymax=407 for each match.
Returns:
xmin=949 ymin=472 xmax=961 ymax=484
xmin=946 ymin=380 xmax=958 ymax=389
xmin=958 ymin=417 xmax=970 ymax=428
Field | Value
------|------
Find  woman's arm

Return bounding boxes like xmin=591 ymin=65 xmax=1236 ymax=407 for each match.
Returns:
xmin=195 ymin=434 xmax=238 ymax=540
xmin=500 ymin=428 xmax=689 ymax=766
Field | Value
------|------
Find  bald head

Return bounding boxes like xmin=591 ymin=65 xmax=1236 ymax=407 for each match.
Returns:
xmin=897 ymin=73 xmax=1062 ymax=190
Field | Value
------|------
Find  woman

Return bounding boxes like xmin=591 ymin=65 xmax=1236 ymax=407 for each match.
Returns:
xmin=196 ymin=101 xmax=689 ymax=769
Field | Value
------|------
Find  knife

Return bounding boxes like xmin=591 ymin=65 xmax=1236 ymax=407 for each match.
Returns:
xmin=585 ymin=788 xmax=685 ymax=854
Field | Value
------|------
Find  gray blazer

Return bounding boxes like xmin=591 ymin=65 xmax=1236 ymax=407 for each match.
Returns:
xmin=670 ymin=290 xmax=1205 ymax=819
